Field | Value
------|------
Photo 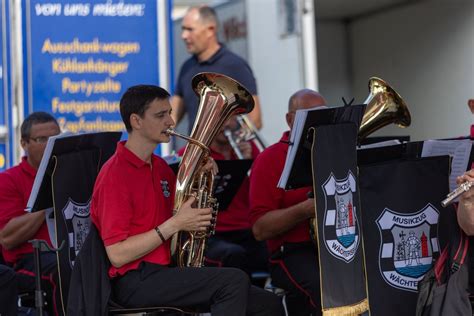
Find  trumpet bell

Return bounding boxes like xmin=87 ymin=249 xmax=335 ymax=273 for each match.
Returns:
xmin=359 ymin=77 xmax=411 ymax=140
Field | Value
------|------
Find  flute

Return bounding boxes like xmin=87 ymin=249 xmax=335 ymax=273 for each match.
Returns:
xmin=441 ymin=181 xmax=474 ymax=207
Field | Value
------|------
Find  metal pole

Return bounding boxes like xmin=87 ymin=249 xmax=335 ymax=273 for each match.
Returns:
xmin=32 ymin=240 xmax=44 ymax=316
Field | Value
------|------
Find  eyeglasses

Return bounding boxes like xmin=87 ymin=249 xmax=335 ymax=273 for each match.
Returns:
xmin=29 ymin=136 xmax=50 ymax=144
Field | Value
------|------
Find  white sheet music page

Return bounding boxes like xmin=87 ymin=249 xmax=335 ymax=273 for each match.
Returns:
xmin=357 ymin=139 xmax=401 ymax=149
xmin=278 ymin=107 xmax=328 ymax=189
xmin=277 ymin=109 xmax=309 ymax=188
xmin=26 ymin=132 xmax=73 ymax=212
xmin=421 ymin=139 xmax=472 ymax=193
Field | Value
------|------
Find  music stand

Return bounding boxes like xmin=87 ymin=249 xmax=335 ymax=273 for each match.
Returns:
xmin=26 ymin=131 xmax=121 ymax=314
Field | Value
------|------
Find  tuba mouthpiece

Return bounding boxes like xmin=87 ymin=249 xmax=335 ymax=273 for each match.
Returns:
xmin=165 ymin=128 xmax=175 ymax=136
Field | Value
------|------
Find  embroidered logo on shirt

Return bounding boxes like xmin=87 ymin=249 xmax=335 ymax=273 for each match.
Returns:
xmin=161 ymin=180 xmax=170 ymax=198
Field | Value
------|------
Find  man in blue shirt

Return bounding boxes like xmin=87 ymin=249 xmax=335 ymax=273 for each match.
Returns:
xmin=171 ymin=6 xmax=262 ymax=134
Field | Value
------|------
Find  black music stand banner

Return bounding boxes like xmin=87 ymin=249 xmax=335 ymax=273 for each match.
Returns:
xmin=168 ymin=159 xmax=252 ymax=211
xmin=213 ymin=159 xmax=253 ymax=211
xmin=359 ymin=155 xmax=454 ymax=315
xmin=48 ymin=132 xmax=120 ymax=313
xmin=311 ymin=123 xmax=369 ymax=315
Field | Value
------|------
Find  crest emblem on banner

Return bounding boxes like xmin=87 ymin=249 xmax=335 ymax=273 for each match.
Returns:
xmin=376 ymin=204 xmax=439 ymax=292
xmin=322 ymin=171 xmax=360 ymax=263
xmin=62 ymin=198 xmax=91 ymax=267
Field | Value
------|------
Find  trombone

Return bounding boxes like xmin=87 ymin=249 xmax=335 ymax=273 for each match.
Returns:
xmin=223 ymin=114 xmax=266 ymax=159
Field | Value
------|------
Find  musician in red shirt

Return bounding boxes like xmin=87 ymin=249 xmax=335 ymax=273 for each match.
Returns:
xmin=0 ymin=111 xmax=62 ymax=315
xmin=198 ymin=116 xmax=268 ymax=276
xmin=250 ymin=89 xmax=327 ymax=316
xmin=456 ymin=168 xmax=474 ymax=235
xmin=91 ymin=85 xmax=282 ymax=315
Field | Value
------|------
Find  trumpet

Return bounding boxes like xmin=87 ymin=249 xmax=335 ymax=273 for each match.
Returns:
xmin=441 ymin=181 xmax=474 ymax=207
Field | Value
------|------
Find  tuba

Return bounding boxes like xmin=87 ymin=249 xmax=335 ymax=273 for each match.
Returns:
xmin=167 ymin=72 xmax=254 ymax=267
xmin=358 ymin=77 xmax=411 ymax=141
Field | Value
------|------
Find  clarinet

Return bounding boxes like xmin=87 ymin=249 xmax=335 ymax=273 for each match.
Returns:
xmin=441 ymin=181 xmax=474 ymax=207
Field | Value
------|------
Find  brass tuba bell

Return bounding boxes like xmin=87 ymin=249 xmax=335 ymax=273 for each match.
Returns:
xmin=358 ymin=77 xmax=411 ymax=141
xmin=309 ymin=77 xmax=411 ymax=248
xmin=168 ymin=72 xmax=254 ymax=267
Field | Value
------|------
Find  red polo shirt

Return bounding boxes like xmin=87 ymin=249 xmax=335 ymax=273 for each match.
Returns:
xmin=91 ymin=141 xmax=175 ymax=278
xmin=249 ymin=132 xmax=311 ymax=253
xmin=0 ymin=157 xmax=51 ymax=264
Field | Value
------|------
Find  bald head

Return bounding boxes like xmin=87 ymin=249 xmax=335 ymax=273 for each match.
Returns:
xmin=288 ymin=89 xmax=326 ymax=112
xmin=286 ymin=89 xmax=327 ymax=129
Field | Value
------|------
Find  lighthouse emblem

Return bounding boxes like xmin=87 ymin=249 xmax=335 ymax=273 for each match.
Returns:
xmin=322 ymin=171 xmax=360 ymax=263
xmin=376 ymin=204 xmax=440 ymax=292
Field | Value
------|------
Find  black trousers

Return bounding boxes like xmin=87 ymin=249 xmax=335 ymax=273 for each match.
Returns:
xmin=205 ymin=229 xmax=269 ymax=275
xmin=269 ymin=242 xmax=322 ymax=316
xmin=14 ymin=252 xmax=63 ymax=316
xmin=113 ymin=262 xmax=283 ymax=316
xmin=0 ymin=264 xmax=17 ymax=316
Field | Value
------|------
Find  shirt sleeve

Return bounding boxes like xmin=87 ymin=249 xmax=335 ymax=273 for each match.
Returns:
xmin=249 ymin=149 xmax=284 ymax=225
xmin=0 ymin=173 xmax=25 ymax=229
xmin=92 ymin=173 xmax=134 ymax=247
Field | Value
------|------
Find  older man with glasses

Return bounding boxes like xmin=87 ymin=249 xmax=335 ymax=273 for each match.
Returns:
xmin=0 ymin=111 xmax=63 ymax=315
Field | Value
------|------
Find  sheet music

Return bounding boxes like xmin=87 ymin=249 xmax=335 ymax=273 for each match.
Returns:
xmin=277 ymin=109 xmax=309 ymax=188
xmin=26 ymin=132 xmax=73 ymax=212
xmin=45 ymin=207 xmax=56 ymax=247
xmin=358 ymin=139 xmax=401 ymax=149
xmin=421 ymin=139 xmax=472 ymax=192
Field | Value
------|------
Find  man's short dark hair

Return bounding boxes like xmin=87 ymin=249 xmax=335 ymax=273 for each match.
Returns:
xmin=21 ymin=111 xmax=58 ymax=140
xmin=197 ymin=6 xmax=219 ymax=28
xmin=120 ymin=85 xmax=170 ymax=132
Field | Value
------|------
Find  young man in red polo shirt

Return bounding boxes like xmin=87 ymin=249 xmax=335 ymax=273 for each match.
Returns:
xmin=249 ymin=89 xmax=327 ymax=316
xmin=179 ymin=116 xmax=268 ymax=276
xmin=91 ymin=85 xmax=282 ymax=315
xmin=0 ymin=111 xmax=62 ymax=315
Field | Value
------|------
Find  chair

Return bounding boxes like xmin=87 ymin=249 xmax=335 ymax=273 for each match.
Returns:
xmin=68 ymin=224 xmax=197 ymax=316
xmin=0 ymin=245 xmax=39 ymax=312
xmin=108 ymin=302 xmax=194 ymax=315
xmin=258 ymin=273 xmax=289 ymax=316
xmin=250 ymin=270 xmax=272 ymax=288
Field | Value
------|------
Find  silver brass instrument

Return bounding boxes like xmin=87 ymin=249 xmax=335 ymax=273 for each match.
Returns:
xmin=168 ymin=72 xmax=254 ymax=267
xmin=223 ymin=114 xmax=266 ymax=159
xmin=223 ymin=129 xmax=245 ymax=159
xmin=441 ymin=181 xmax=474 ymax=207
xmin=236 ymin=114 xmax=266 ymax=152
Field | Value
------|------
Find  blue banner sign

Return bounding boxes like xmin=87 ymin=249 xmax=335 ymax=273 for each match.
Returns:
xmin=0 ymin=0 xmax=11 ymax=169
xmin=0 ymin=143 xmax=6 ymax=171
xmin=22 ymin=0 xmax=160 ymax=134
